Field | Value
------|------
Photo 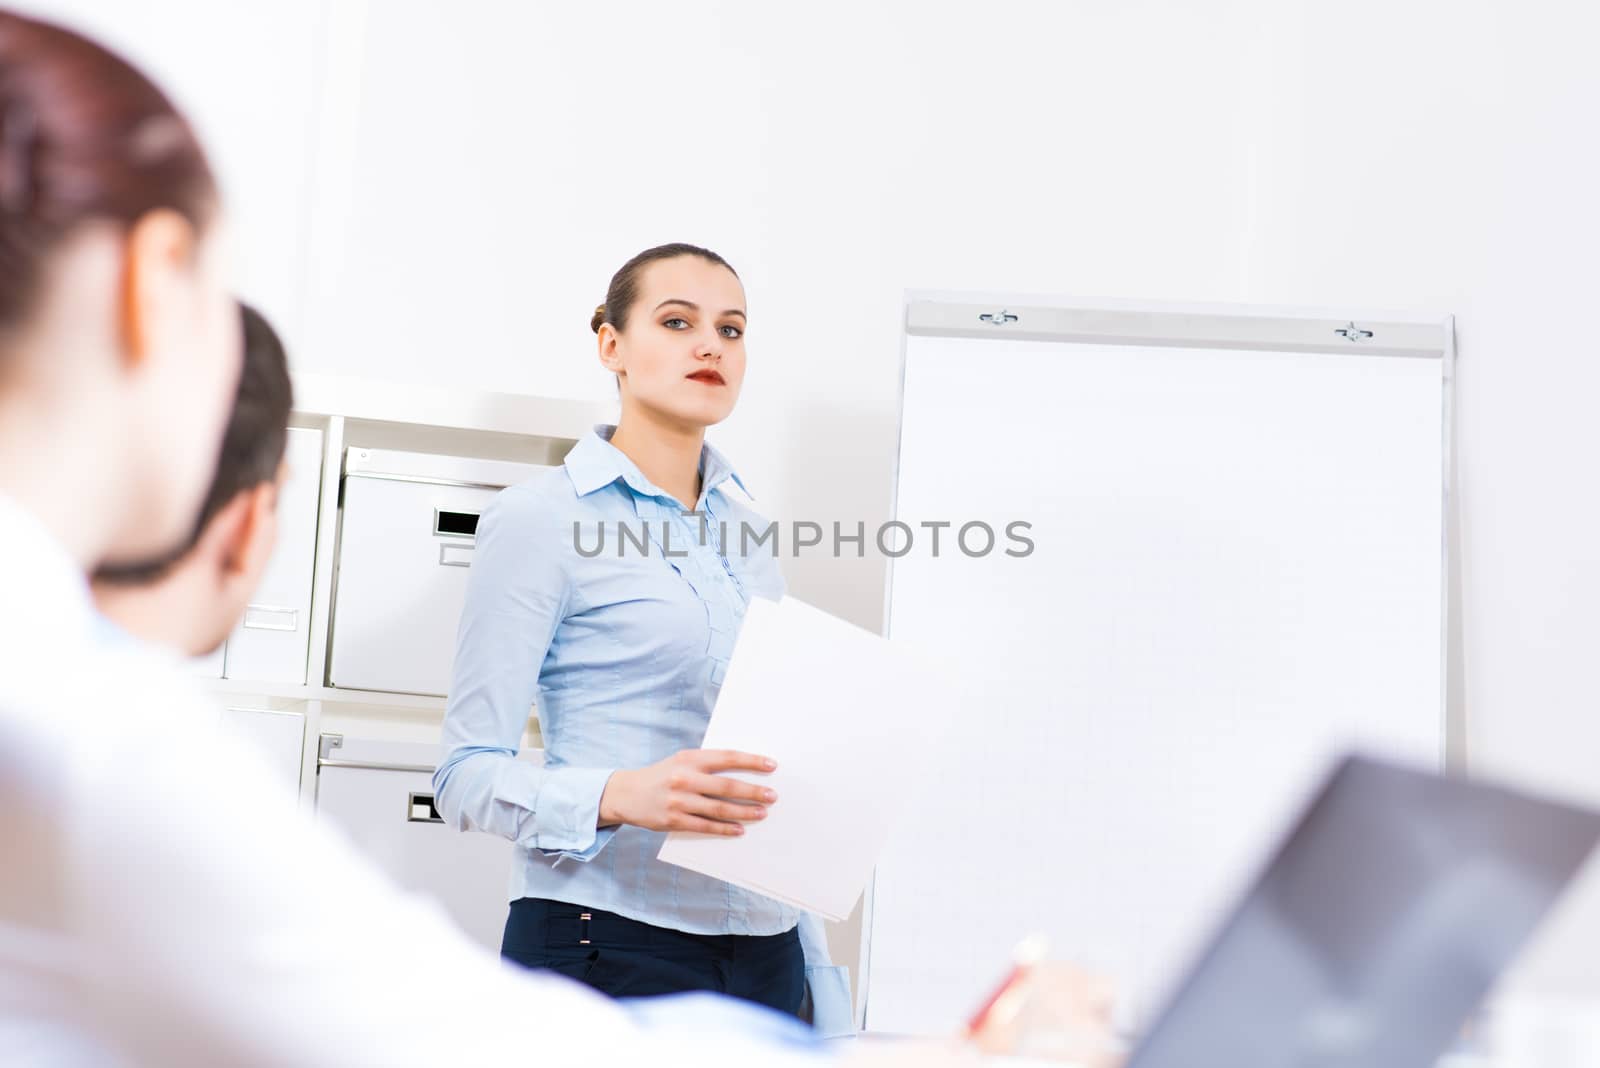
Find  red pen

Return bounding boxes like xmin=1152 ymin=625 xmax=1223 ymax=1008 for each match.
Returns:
xmin=964 ymin=934 xmax=1050 ymax=1037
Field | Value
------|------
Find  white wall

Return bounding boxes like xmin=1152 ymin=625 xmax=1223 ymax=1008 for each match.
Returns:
xmin=34 ymin=0 xmax=1600 ymax=999
xmin=30 ymin=0 xmax=329 ymax=349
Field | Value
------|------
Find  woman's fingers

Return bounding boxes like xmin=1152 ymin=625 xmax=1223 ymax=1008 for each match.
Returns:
xmin=694 ymin=749 xmax=777 ymax=774
xmin=682 ymin=792 xmax=768 ymax=823
xmin=688 ymin=772 xmax=777 ymax=805
xmin=671 ymin=815 xmax=748 ymax=836
xmin=650 ymin=751 xmax=781 ymax=834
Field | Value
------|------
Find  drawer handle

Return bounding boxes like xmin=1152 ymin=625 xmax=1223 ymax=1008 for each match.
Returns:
xmin=407 ymin=792 xmax=444 ymax=824
xmin=438 ymin=543 xmax=474 ymax=568
xmin=434 ymin=509 xmax=480 ymax=538
xmin=242 ymin=605 xmax=298 ymax=632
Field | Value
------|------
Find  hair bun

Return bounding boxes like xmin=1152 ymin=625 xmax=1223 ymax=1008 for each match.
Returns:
xmin=590 ymin=303 xmax=606 ymax=334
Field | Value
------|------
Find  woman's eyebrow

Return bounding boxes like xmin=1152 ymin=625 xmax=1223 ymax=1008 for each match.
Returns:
xmin=653 ymin=299 xmax=746 ymax=319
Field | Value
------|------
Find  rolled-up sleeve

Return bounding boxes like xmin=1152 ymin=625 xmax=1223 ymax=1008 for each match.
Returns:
xmin=433 ymin=485 xmax=616 ymax=862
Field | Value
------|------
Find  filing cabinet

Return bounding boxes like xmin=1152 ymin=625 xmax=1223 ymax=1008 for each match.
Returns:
xmin=326 ymin=448 xmax=547 ymax=697
xmin=223 ymin=427 xmax=325 ymax=684
xmin=216 ymin=706 xmax=305 ymax=806
xmin=314 ymin=734 xmax=533 ymax=949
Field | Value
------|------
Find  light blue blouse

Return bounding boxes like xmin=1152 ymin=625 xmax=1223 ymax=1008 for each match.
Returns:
xmin=434 ymin=426 xmax=853 ymax=1036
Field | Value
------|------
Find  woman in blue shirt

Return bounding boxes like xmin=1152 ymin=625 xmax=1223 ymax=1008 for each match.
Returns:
xmin=435 ymin=243 xmax=852 ymax=1036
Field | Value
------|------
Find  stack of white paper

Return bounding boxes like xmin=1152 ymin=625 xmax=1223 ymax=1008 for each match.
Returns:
xmin=657 ymin=595 xmax=953 ymax=921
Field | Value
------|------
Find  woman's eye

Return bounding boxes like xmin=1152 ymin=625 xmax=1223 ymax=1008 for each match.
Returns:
xmin=719 ymin=324 xmax=743 ymax=339
xmin=663 ymin=317 xmax=689 ymax=330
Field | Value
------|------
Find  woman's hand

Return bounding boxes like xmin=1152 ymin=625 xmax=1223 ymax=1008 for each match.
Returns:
xmin=598 ymin=749 xmax=778 ymax=835
xmin=968 ymin=963 xmax=1122 ymax=1065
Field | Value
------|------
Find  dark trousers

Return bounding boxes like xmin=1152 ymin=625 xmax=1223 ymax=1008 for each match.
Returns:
xmin=502 ymin=897 xmax=806 ymax=1018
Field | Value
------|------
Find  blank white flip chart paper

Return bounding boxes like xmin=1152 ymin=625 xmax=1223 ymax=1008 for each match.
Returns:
xmin=658 ymin=595 xmax=954 ymax=922
xmin=861 ymin=300 xmax=1450 ymax=1035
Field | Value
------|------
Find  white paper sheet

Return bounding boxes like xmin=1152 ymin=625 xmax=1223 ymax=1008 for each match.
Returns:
xmin=657 ymin=595 xmax=952 ymax=922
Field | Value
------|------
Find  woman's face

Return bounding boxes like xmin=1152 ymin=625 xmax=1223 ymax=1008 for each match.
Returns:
xmin=601 ymin=256 xmax=747 ymax=431
xmin=108 ymin=212 xmax=241 ymax=565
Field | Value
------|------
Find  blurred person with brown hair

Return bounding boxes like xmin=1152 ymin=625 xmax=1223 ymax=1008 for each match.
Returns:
xmin=92 ymin=301 xmax=293 ymax=656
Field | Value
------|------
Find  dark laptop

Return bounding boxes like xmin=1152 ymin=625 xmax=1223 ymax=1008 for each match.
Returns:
xmin=1127 ymin=754 xmax=1600 ymax=1068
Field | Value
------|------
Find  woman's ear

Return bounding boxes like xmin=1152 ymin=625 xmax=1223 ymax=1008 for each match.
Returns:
xmin=597 ymin=323 xmax=625 ymax=377
xmin=118 ymin=208 xmax=199 ymax=372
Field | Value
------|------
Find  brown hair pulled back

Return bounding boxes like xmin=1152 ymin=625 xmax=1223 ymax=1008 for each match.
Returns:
xmin=0 ymin=11 xmax=216 ymax=335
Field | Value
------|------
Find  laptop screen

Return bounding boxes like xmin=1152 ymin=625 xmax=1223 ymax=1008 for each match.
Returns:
xmin=1127 ymin=755 xmax=1600 ymax=1068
